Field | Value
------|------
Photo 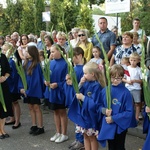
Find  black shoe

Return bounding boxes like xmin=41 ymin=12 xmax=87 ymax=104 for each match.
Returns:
xmin=32 ymin=127 xmax=44 ymax=136
xmin=29 ymin=126 xmax=38 ymax=134
xmin=12 ymin=123 xmax=21 ymax=129
xmin=3 ymin=134 xmax=10 ymax=138
xmin=5 ymin=121 xmax=15 ymax=125
xmin=0 ymin=134 xmax=5 ymax=139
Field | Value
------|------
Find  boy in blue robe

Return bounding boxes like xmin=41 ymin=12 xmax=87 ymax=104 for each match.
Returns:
xmin=98 ymin=64 xmax=137 ymax=150
xmin=142 ymin=106 xmax=150 ymax=150
xmin=64 ymin=47 xmax=85 ymax=149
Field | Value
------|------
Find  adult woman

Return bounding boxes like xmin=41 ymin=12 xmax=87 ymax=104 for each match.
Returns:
xmin=17 ymin=34 xmax=29 ymax=63
xmin=56 ymin=31 xmax=69 ymax=53
xmin=110 ymin=31 xmax=136 ymax=65
xmin=70 ymin=27 xmax=80 ymax=48
xmin=44 ymin=35 xmax=54 ymax=59
xmin=132 ymin=32 xmax=142 ymax=56
xmin=77 ymin=29 xmax=93 ymax=62
xmin=0 ymin=51 xmax=13 ymax=139
xmin=111 ymin=26 xmax=122 ymax=46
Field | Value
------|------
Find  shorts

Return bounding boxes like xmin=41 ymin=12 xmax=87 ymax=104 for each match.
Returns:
xmin=48 ymin=102 xmax=66 ymax=110
xmin=24 ymin=97 xmax=41 ymax=105
xmin=130 ymin=90 xmax=141 ymax=103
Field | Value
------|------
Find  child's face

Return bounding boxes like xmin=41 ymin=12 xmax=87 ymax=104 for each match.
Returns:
xmin=73 ymin=54 xmax=81 ymax=65
xmin=83 ymin=67 xmax=94 ymax=81
xmin=129 ymin=57 xmax=139 ymax=67
xmin=92 ymin=48 xmax=100 ymax=58
xmin=50 ymin=46 xmax=61 ymax=59
xmin=39 ymin=55 xmax=44 ymax=61
xmin=111 ymin=75 xmax=122 ymax=86
xmin=2 ymin=45 xmax=8 ymax=55
xmin=25 ymin=50 xmax=32 ymax=60
xmin=121 ymin=59 xmax=130 ymax=66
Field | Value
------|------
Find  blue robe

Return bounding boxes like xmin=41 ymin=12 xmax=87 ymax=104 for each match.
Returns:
xmin=142 ymin=109 xmax=150 ymax=150
xmin=18 ymin=61 xmax=45 ymax=98
xmin=64 ymin=65 xmax=84 ymax=108
xmin=68 ymin=81 xmax=103 ymax=130
xmin=7 ymin=58 xmax=20 ymax=94
xmin=98 ymin=83 xmax=137 ymax=147
xmin=49 ymin=58 xmax=67 ymax=104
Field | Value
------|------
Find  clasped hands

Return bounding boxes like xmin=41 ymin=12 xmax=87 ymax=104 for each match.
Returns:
xmin=105 ymin=109 xmax=113 ymax=124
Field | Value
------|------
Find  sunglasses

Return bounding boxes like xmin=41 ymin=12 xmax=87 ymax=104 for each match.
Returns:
xmin=78 ymin=34 xmax=85 ymax=37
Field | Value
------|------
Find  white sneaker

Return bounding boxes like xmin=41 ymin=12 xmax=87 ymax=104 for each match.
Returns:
xmin=55 ymin=134 xmax=68 ymax=143
xmin=50 ymin=133 xmax=60 ymax=142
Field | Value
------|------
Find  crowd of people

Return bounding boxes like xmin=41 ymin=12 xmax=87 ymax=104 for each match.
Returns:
xmin=0 ymin=16 xmax=150 ymax=150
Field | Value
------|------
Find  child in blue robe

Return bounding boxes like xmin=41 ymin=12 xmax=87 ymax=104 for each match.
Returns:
xmin=45 ymin=44 xmax=68 ymax=143
xmin=98 ymin=64 xmax=137 ymax=150
xmin=142 ymin=106 xmax=150 ymax=150
xmin=64 ymin=47 xmax=85 ymax=149
xmin=68 ymin=62 xmax=106 ymax=150
xmin=19 ymin=44 xmax=45 ymax=135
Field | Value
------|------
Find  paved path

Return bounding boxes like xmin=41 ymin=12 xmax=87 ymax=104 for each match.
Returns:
xmin=0 ymin=100 xmax=145 ymax=150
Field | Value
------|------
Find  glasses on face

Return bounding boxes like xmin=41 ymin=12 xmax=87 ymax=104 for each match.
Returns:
xmin=111 ymin=77 xmax=122 ymax=81
xmin=78 ymin=34 xmax=85 ymax=37
xmin=58 ymin=38 xmax=65 ymax=41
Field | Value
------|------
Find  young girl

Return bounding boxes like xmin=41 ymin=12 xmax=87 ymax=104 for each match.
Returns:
xmin=19 ymin=44 xmax=45 ymax=135
xmin=2 ymin=43 xmax=21 ymax=129
xmin=90 ymin=46 xmax=103 ymax=65
xmin=98 ymin=64 xmax=136 ymax=150
xmin=68 ymin=62 xmax=106 ymax=150
xmin=64 ymin=47 xmax=85 ymax=149
xmin=45 ymin=44 xmax=68 ymax=143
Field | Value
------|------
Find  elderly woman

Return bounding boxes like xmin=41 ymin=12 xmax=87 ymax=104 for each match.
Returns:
xmin=110 ymin=31 xmax=137 ymax=65
xmin=56 ymin=31 xmax=70 ymax=53
xmin=76 ymin=29 xmax=93 ymax=62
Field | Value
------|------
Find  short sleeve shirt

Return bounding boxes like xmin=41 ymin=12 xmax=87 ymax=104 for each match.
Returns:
xmin=91 ymin=29 xmax=116 ymax=59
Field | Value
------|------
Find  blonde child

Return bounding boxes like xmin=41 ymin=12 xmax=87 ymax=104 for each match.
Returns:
xmin=19 ymin=44 xmax=45 ymax=135
xmin=45 ymin=44 xmax=68 ymax=143
xmin=121 ymin=57 xmax=130 ymax=78
xmin=68 ymin=62 xmax=106 ymax=150
xmin=123 ymin=53 xmax=142 ymax=121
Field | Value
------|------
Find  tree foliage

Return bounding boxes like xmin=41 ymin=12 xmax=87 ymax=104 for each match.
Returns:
xmin=0 ymin=0 xmax=23 ymax=35
xmin=76 ymin=0 xmax=94 ymax=35
xmin=19 ymin=0 xmax=35 ymax=34
xmin=34 ymin=0 xmax=46 ymax=35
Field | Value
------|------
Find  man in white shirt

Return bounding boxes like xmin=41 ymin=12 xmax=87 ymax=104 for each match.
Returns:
xmin=130 ymin=18 xmax=147 ymax=43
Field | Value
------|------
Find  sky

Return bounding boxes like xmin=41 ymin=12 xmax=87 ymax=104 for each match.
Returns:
xmin=0 ymin=0 xmax=7 ymax=8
